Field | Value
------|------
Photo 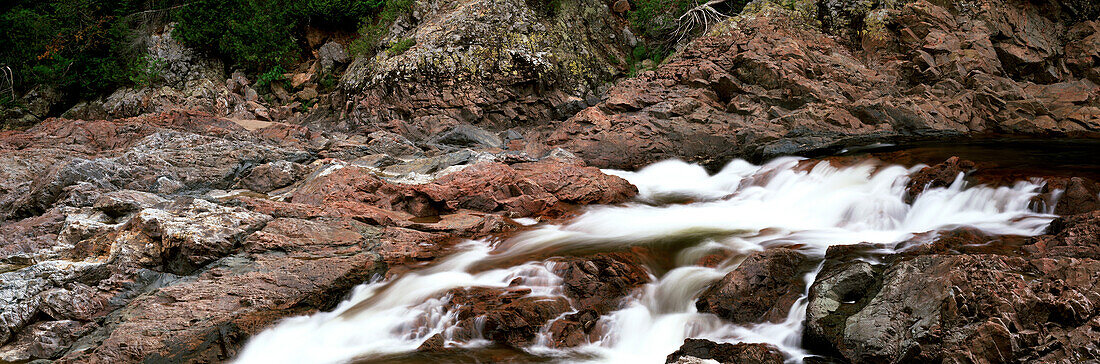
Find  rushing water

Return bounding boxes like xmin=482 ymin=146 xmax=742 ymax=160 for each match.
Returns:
xmin=233 ymin=157 xmax=1056 ymax=364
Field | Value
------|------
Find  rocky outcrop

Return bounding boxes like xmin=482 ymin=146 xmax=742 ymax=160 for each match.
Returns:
xmin=542 ymin=0 xmax=1100 ymax=169
xmin=665 ymin=339 xmax=786 ymax=364
xmin=0 ymin=110 xmax=639 ymax=362
xmin=696 ymin=248 xmax=814 ymax=324
xmin=332 ymin=0 xmax=632 ymax=137
xmin=804 ymin=207 xmax=1100 ymax=363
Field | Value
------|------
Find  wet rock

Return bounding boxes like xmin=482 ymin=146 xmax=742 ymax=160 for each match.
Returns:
xmin=1052 ymin=177 xmax=1100 ymax=215
xmin=805 ymin=231 xmax=1100 ymax=363
xmin=55 ymin=218 xmax=387 ymax=363
xmin=544 ymin=309 xmax=600 ymax=347
xmin=666 ymin=339 xmax=785 ymax=364
xmin=1027 ymin=210 xmax=1100 ymax=259
xmin=696 ymin=248 xmax=814 ymax=324
xmin=234 ymin=160 xmax=309 ymax=193
xmin=443 ymin=287 xmax=571 ymax=347
xmin=550 ymin=252 xmax=651 ymax=313
xmin=904 ymin=156 xmax=975 ymax=202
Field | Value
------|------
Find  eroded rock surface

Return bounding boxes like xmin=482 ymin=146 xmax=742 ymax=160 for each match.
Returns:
xmin=544 ymin=0 xmax=1100 ymax=169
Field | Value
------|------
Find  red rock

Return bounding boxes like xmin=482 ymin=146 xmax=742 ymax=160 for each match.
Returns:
xmin=550 ymin=252 xmax=651 ymax=314
xmin=1052 ymin=177 xmax=1100 ymax=215
xmin=665 ymin=339 xmax=785 ymax=364
xmin=696 ymin=248 xmax=813 ymax=324
xmin=905 ymin=156 xmax=975 ymax=202
xmin=442 ymin=286 xmax=572 ymax=347
xmin=55 ymin=218 xmax=388 ymax=363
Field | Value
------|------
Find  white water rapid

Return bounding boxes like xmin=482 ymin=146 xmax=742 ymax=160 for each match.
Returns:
xmin=233 ymin=157 xmax=1056 ymax=364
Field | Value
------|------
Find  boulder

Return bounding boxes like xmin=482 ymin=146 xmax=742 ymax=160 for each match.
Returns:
xmin=904 ymin=156 xmax=975 ymax=202
xmin=696 ymin=248 xmax=814 ymax=324
xmin=442 ymin=286 xmax=571 ymax=347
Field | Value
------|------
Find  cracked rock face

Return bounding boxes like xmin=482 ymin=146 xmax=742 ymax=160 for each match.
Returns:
xmin=543 ymin=0 xmax=1100 ymax=169
xmin=334 ymin=0 xmax=630 ymax=136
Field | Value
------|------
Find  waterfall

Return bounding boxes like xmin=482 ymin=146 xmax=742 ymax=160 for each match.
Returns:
xmin=233 ymin=157 xmax=1054 ymax=364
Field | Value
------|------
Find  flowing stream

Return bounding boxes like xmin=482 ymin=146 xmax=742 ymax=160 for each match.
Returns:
xmin=233 ymin=157 xmax=1055 ymax=364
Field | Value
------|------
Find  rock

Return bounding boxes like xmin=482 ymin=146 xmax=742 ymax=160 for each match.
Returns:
xmin=904 ymin=156 xmax=975 ymax=202
xmin=37 ymin=283 xmax=106 ymax=322
xmin=1027 ymin=210 xmax=1100 ymax=259
xmin=544 ymin=309 xmax=600 ymax=347
xmin=114 ymin=198 xmax=271 ymax=274
xmin=0 ymin=320 xmax=97 ymax=362
xmin=146 ymin=23 xmax=225 ymax=87
xmin=550 ymin=252 xmax=651 ymax=314
xmin=93 ymin=190 xmax=167 ymax=218
xmin=382 ymin=149 xmax=485 ymax=177
xmin=804 ymin=228 xmax=1100 ymax=363
xmin=0 ymin=260 xmax=106 ymax=347
xmin=696 ymin=248 xmax=814 ymax=324
xmin=55 ymin=218 xmax=388 ymax=363
xmin=542 ymin=0 xmax=1100 ymax=169
xmin=235 ymin=160 xmax=309 ymax=193
xmin=1052 ymin=177 xmax=1100 ymax=215
xmin=612 ymin=0 xmax=630 ymax=13
xmin=317 ymin=41 xmax=349 ymax=71
xmin=21 ymin=85 xmax=62 ymax=118
xmin=365 ymin=131 xmax=424 ymax=158
xmin=334 ymin=0 xmax=627 ymax=135
xmin=296 ymin=87 xmax=318 ymax=102
xmin=430 ymin=124 xmax=504 ymax=149
xmin=666 ymin=339 xmax=786 ymax=364
xmin=442 ymin=286 xmax=572 ymax=347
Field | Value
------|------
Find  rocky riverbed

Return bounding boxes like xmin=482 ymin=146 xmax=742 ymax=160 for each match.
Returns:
xmin=1 ymin=0 xmax=1099 ymax=362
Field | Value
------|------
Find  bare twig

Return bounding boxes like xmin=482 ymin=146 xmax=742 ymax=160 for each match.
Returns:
xmin=122 ymin=3 xmax=191 ymax=19
xmin=1 ymin=66 xmax=14 ymax=100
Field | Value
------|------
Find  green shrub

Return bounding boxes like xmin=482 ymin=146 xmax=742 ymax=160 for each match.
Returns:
xmin=255 ymin=66 xmax=288 ymax=91
xmin=350 ymin=0 xmax=415 ymax=56
xmin=173 ymin=0 xmax=384 ymax=73
xmin=0 ymin=0 xmax=151 ymax=102
xmin=386 ymin=38 xmax=416 ymax=56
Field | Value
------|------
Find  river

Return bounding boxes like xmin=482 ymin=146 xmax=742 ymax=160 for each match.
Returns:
xmin=231 ymin=155 xmax=1055 ymax=364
